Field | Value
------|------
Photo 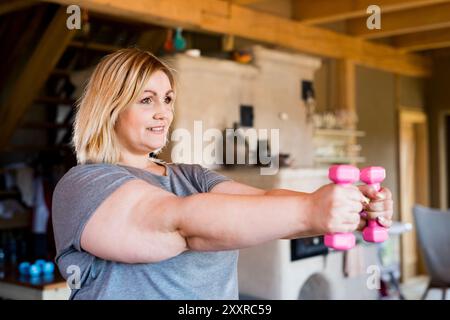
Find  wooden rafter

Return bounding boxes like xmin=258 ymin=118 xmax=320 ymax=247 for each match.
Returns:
xmin=393 ymin=28 xmax=450 ymax=52
xmin=337 ymin=59 xmax=356 ymax=115
xmin=230 ymin=0 xmax=264 ymax=5
xmin=292 ymin=0 xmax=450 ymax=25
xmin=0 ymin=6 xmax=76 ymax=150
xmin=0 ymin=0 xmax=37 ymax=15
xmin=347 ymin=2 xmax=450 ymax=39
xmin=46 ymin=0 xmax=431 ymax=77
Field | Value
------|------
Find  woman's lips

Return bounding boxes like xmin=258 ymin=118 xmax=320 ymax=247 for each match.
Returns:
xmin=146 ymin=126 xmax=165 ymax=134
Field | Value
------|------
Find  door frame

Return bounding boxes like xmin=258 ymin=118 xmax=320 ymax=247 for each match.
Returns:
xmin=398 ymin=107 xmax=430 ymax=280
xmin=438 ymin=110 xmax=450 ymax=210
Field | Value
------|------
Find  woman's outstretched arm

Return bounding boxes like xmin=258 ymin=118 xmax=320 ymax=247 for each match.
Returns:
xmin=210 ymin=180 xmax=393 ymax=239
xmin=81 ymin=178 xmax=365 ymax=264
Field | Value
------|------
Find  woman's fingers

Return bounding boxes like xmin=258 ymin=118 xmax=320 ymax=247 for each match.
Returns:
xmin=378 ymin=187 xmax=392 ymax=200
xmin=365 ymin=199 xmax=393 ymax=212
xmin=348 ymin=200 xmax=364 ymax=214
xmin=327 ymin=185 xmax=393 ymax=233
xmin=358 ymin=184 xmax=379 ymax=200
xmin=377 ymin=216 xmax=393 ymax=228
xmin=357 ymin=218 xmax=367 ymax=231
xmin=361 ymin=210 xmax=393 ymax=226
xmin=341 ymin=185 xmax=368 ymax=203
xmin=358 ymin=185 xmax=392 ymax=201
xmin=343 ymin=212 xmax=361 ymax=225
xmin=365 ymin=210 xmax=391 ymax=220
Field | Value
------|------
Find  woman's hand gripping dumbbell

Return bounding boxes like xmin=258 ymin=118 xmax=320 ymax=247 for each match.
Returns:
xmin=307 ymin=164 xmax=394 ymax=250
xmin=359 ymin=166 xmax=393 ymax=243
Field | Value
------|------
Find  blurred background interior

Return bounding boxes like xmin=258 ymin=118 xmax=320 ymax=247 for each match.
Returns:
xmin=0 ymin=0 xmax=450 ymax=300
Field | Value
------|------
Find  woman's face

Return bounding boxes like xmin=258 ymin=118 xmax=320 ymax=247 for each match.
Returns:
xmin=115 ymin=70 xmax=174 ymax=155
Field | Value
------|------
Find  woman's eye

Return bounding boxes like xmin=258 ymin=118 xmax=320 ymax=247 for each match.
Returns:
xmin=141 ymin=97 xmax=153 ymax=104
xmin=164 ymin=96 xmax=173 ymax=104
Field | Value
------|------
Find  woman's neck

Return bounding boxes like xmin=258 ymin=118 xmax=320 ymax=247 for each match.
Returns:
xmin=118 ymin=152 xmax=167 ymax=176
xmin=118 ymin=154 xmax=151 ymax=169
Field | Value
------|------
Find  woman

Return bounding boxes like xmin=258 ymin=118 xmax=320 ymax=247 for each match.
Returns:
xmin=52 ymin=48 xmax=393 ymax=300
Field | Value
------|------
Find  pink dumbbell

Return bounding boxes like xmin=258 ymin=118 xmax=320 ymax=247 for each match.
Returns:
xmin=324 ymin=164 xmax=360 ymax=250
xmin=360 ymin=166 xmax=389 ymax=243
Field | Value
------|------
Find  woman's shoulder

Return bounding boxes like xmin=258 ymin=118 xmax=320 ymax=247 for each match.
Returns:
xmin=64 ymin=162 xmax=129 ymax=178
xmin=54 ymin=163 xmax=133 ymax=193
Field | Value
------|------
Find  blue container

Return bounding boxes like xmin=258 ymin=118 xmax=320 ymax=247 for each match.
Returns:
xmin=29 ymin=264 xmax=42 ymax=277
xmin=18 ymin=262 xmax=31 ymax=275
xmin=35 ymin=259 xmax=46 ymax=269
xmin=42 ymin=273 xmax=54 ymax=283
xmin=30 ymin=276 xmax=41 ymax=285
xmin=42 ymin=261 xmax=55 ymax=275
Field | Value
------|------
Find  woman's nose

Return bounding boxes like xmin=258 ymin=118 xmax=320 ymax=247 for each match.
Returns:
xmin=153 ymin=106 xmax=171 ymax=120
xmin=152 ymin=101 xmax=171 ymax=120
xmin=153 ymin=111 xmax=167 ymax=120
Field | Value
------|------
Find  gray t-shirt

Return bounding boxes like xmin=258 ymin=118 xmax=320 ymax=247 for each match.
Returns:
xmin=52 ymin=162 xmax=238 ymax=300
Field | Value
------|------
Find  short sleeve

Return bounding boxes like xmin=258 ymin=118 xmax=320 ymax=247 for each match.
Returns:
xmin=201 ymin=166 xmax=233 ymax=192
xmin=52 ymin=164 xmax=137 ymax=253
xmin=173 ymin=164 xmax=232 ymax=193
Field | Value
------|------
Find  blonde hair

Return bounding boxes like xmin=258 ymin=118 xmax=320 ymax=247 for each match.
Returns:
xmin=72 ymin=48 xmax=176 ymax=164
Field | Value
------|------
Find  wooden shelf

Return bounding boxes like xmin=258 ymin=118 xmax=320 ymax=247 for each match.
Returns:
xmin=314 ymin=128 xmax=365 ymax=137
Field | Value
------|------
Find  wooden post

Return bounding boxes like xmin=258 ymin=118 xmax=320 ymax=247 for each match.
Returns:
xmin=337 ymin=59 xmax=356 ymax=125
xmin=336 ymin=59 xmax=358 ymax=165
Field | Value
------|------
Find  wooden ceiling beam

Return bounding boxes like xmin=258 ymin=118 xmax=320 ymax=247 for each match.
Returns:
xmin=347 ymin=2 xmax=450 ymax=39
xmin=393 ymin=28 xmax=450 ymax=52
xmin=0 ymin=0 xmax=37 ymax=16
xmin=292 ymin=0 xmax=450 ymax=25
xmin=230 ymin=0 xmax=265 ymax=5
xmin=46 ymin=0 xmax=431 ymax=77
